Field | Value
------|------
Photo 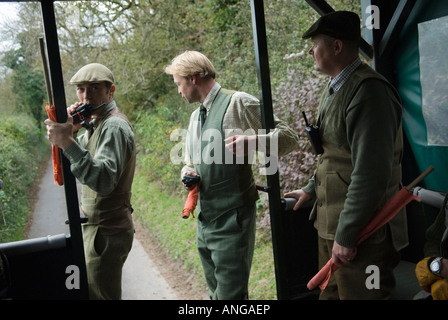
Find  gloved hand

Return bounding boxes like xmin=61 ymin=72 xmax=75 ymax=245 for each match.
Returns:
xmin=431 ymin=279 xmax=448 ymax=300
xmin=415 ymin=257 xmax=442 ymax=292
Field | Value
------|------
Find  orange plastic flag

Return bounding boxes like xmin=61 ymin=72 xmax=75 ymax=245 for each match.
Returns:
xmin=182 ymin=185 xmax=198 ymax=219
xmin=307 ymin=187 xmax=420 ymax=291
xmin=45 ymin=105 xmax=64 ymax=186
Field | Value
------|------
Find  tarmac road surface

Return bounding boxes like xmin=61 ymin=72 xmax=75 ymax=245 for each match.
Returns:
xmin=28 ymin=159 xmax=179 ymax=300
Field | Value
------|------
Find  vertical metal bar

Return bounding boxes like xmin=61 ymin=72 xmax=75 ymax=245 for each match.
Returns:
xmin=304 ymin=0 xmax=334 ymax=15
xmin=250 ymin=0 xmax=288 ymax=300
xmin=378 ymin=0 xmax=416 ymax=58
xmin=40 ymin=0 xmax=89 ymax=299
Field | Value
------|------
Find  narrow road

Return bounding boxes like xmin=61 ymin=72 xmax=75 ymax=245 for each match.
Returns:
xmin=28 ymin=159 xmax=179 ymax=300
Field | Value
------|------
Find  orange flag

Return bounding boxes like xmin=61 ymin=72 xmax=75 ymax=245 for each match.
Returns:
xmin=182 ymin=185 xmax=198 ymax=219
xmin=45 ymin=105 xmax=63 ymax=186
xmin=308 ymin=166 xmax=434 ymax=291
xmin=307 ymin=187 xmax=420 ymax=291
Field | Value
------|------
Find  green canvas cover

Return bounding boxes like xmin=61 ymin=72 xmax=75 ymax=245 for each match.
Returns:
xmin=395 ymin=0 xmax=448 ymax=191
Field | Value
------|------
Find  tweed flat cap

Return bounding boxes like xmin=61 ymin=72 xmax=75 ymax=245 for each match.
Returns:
xmin=302 ymin=11 xmax=360 ymax=41
xmin=70 ymin=63 xmax=114 ymax=84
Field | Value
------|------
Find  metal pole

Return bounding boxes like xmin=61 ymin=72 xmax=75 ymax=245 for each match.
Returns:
xmin=40 ymin=0 xmax=89 ymax=299
xmin=250 ymin=0 xmax=288 ymax=300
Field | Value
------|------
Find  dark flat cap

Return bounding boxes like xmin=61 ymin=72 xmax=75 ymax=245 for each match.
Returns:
xmin=302 ymin=11 xmax=360 ymax=41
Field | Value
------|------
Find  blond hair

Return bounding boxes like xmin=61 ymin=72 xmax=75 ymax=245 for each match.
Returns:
xmin=164 ymin=50 xmax=216 ymax=79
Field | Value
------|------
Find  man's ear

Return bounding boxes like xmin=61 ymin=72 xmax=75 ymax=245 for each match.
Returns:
xmin=190 ymin=74 xmax=199 ymax=85
xmin=333 ymin=39 xmax=343 ymax=56
xmin=109 ymin=84 xmax=116 ymax=98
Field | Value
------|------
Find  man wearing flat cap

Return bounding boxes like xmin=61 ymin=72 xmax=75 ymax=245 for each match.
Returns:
xmin=285 ymin=11 xmax=408 ymax=299
xmin=45 ymin=63 xmax=136 ymax=300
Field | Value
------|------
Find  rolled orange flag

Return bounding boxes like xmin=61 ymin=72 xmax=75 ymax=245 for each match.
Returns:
xmin=308 ymin=166 xmax=433 ymax=291
xmin=45 ymin=105 xmax=63 ymax=186
xmin=182 ymin=185 xmax=198 ymax=219
xmin=307 ymin=187 xmax=420 ymax=291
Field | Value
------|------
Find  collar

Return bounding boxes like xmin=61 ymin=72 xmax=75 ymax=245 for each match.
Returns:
xmin=201 ymin=82 xmax=221 ymax=112
xmin=89 ymin=100 xmax=116 ymax=128
xmin=329 ymin=57 xmax=362 ymax=93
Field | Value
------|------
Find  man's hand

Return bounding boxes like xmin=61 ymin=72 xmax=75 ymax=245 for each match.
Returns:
xmin=67 ymin=103 xmax=85 ymax=133
xmin=182 ymin=171 xmax=199 ymax=191
xmin=332 ymin=241 xmax=357 ymax=267
xmin=224 ymin=135 xmax=258 ymax=156
xmin=283 ymin=189 xmax=311 ymax=211
xmin=44 ymin=114 xmax=75 ymax=150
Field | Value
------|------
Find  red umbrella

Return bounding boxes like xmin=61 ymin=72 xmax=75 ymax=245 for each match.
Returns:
xmin=182 ymin=185 xmax=199 ymax=219
xmin=307 ymin=166 xmax=434 ymax=291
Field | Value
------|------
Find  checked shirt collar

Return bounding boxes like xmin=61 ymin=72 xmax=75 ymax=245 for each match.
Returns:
xmin=328 ymin=57 xmax=362 ymax=94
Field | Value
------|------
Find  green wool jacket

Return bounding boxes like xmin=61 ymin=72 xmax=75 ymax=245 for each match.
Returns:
xmin=303 ymin=63 xmax=408 ymax=251
xmin=64 ymin=102 xmax=136 ymax=235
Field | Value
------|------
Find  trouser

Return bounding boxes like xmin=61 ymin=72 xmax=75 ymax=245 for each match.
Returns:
xmin=318 ymin=225 xmax=400 ymax=300
xmin=197 ymin=205 xmax=256 ymax=300
xmin=82 ymin=225 xmax=134 ymax=300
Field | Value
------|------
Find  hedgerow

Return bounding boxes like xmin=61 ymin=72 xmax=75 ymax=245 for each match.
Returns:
xmin=0 ymin=114 xmax=49 ymax=242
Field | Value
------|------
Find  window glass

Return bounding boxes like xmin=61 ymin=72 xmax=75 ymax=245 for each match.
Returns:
xmin=418 ymin=15 xmax=448 ymax=146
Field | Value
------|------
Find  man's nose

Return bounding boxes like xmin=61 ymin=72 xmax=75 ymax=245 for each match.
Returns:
xmin=79 ymin=92 xmax=89 ymax=103
xmin=79 ymin=92 xmax=86 ymax=101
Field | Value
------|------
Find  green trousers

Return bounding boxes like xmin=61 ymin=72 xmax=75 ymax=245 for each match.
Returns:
xmin=318 ymin=225 xmax=400 ymax=300
xmin=82 ymin=225 xmax=134 ymax=300
xmin=197 ymin=205 xmax=256 ymax=300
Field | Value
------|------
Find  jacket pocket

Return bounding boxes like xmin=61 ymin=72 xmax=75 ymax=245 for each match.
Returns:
xmin=322 ymin=171 xmax=350 ymax=236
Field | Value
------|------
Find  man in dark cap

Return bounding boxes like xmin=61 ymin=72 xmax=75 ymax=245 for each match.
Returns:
xmin=45 ymin=63 xmax=136 ymax=299
xmin=285 ymin=11 xmax=408 ymax=299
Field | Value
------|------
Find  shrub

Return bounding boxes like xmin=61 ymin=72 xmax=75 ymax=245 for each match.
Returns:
xmin=134 ymin=110 xmax=185 ymax=192
xmin=0 ymin=114 xmax=49 ymax=242
xmin=275 ymin=65 xmax=326 ymax=192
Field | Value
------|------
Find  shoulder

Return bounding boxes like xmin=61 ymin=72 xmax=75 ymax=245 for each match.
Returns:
xmin=357 ymin=75 xmax=400 ymax=103
xmin=102 ymin=113 xmax=134 ymax=138
xmin=350 ymin=64 xmax=385 ymax=83
xmin=352 ymin=64 xmax=393 ymax=89
xmin=230 ymin=90 xmax=260 ymax=107
xmin=350 ymin=64 xmax=400 ymax=102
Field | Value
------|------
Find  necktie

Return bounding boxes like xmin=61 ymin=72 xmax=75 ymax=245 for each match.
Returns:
xmin=200 ymin=106 xmax=207 ymax=128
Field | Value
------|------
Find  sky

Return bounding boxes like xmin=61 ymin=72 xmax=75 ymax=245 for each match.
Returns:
xmin=0 ymin=2 xmax=18 ymax=74
xmin=0 ymin=2 xmax=18 ymax=24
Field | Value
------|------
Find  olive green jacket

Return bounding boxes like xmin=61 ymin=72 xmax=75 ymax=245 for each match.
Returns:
xmin=303 ymin=64 xmax=408 ymax=251
xmin=64 ymin=102 xmax=136 ymax=235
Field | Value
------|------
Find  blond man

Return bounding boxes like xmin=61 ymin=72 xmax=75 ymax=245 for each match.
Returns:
xmin=165 ymin=51 xmax=299 ymax=299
